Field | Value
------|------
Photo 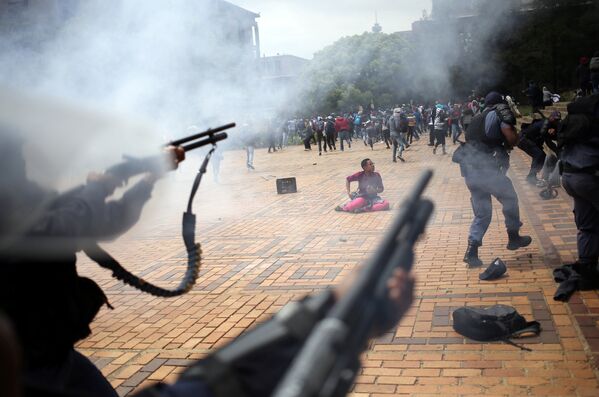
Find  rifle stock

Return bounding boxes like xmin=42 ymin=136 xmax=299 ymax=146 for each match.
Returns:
xmin=273 ymin=170 xmax=434 ymax=397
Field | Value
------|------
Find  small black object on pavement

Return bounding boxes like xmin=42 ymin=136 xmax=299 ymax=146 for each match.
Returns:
xmin=479 ymin=258 xmax=507 ymax=281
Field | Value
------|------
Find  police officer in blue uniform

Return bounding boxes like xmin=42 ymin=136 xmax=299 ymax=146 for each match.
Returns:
xmin=460 ymin=92 xmax=532 ymax=267
xmin=560 ymin=94 xmax=599 ymax=276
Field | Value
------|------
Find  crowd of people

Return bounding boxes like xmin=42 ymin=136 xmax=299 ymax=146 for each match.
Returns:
xmin=2 ymin=76 xmax=598 ymax=397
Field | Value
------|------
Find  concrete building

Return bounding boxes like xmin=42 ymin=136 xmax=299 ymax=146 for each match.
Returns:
xmin=258 ymin=54 xmax=309 ymax=111
xmin=0 ymin=0 xmax=260 ymax=60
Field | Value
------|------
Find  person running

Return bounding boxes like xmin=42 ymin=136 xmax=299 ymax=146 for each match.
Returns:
xmin=325 ymin=115 xmax=337 ymax=151
xmin=389 ymin=108 xmax=408 ymax=162
xmin=335 ymin=114 xmax=352 ymax=151
xmin=335 ymin=159 xmax=390 ymax=213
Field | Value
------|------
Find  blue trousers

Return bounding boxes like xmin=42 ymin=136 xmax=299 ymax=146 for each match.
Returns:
xmin=464 ymin=168 xmax=522 ymax=243
xmin=562 ymin=173 xmax=599 ymax=264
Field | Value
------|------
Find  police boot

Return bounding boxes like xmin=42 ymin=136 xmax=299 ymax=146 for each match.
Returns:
xmin=463 ymin=240 xmax=483 ymax=267
xmin=506 ymin=230 xmax=532 ymax=250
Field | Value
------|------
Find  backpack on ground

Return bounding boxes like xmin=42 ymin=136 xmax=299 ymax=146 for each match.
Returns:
xmin=452 ymin=305 xmax=541 ymax=351
xmin=557 ymin=94 xmax=599 ymax=149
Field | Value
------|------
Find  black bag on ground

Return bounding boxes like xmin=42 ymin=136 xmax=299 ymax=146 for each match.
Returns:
xmin=452 ymin=305 xmax=541 ymax=350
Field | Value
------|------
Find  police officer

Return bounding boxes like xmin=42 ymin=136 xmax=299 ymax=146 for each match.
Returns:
xmin=518 ymin=111 xmax=560 ymax=185
xmin=0 ymin=131 xmax=184 ymax=397
xmin=460 ymin=92 xmax=532 ymax=267
xmin=560 ymin=94 xmax=599 ymax=278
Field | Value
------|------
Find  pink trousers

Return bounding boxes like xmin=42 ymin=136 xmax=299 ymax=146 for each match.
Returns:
xmin=342 ymin=197 xmax=390 ymax=212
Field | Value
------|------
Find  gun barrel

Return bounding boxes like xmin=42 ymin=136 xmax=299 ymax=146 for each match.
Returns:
xmin=168 ymin=122 xmax=235 ymax=147
xmin=181 ymin=132 xmax=228 ymax=152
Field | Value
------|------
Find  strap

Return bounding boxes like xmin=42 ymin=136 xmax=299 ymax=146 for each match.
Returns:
xmin=498 ymin=321 xmax=541 ymax=352
xmin=510 ymin=321 xmax=541 ymax=338
xmin=501 ymin=338 xmax=533 ymax=352
xmin=83 ymin=146 xmax=217 ymax=297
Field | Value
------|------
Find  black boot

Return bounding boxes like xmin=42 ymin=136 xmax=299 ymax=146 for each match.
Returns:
xmin=506 ymin=230 xmax=532 ymax=250
xmin=464 ymin=240 xmax=483 ymax=267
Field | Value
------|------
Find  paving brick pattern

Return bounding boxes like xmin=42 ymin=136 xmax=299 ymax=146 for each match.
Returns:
xmin=74 ymin=127 xmax=599 ymax=396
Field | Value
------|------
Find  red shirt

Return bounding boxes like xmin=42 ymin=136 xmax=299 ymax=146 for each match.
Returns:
xmin=335 ymin=117 xmax=350 ymax=132
xmin=347 ymin=171 xmax=384 ymax=197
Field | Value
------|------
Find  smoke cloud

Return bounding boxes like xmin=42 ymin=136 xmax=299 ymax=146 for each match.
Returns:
xmin=0 ymin=0 xmax=279 ymax=245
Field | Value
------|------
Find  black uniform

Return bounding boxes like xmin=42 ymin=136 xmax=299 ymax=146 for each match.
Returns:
xmin=518 ymin=119 xmax=558 ymax=183
xmin=560 ymin=95 xmax=599 ymax=268
xmin=1 ymin=170 xmax=155 ymax=397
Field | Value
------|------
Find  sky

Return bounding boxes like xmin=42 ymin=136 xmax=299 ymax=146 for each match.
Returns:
xmin=232 ymin=0 xmax=433 ymax=59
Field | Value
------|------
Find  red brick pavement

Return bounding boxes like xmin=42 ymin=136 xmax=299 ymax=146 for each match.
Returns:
xmin=74 ymin=134 xmax=599 ymax=396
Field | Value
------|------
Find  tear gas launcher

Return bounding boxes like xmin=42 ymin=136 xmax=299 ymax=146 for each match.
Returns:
xmin=80 ymin=122 xmax=235 ymax=297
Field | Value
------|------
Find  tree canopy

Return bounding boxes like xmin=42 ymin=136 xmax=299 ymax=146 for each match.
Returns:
xmin=297 ymin=32 xmax=414 ymax=115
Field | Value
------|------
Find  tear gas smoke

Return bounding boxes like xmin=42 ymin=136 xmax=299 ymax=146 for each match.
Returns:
xmin=0 ymin=0 xmax=281 ymax=245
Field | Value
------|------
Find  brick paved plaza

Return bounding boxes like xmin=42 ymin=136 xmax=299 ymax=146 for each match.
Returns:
xmin=75 ymin=123 xmax=599 ymax=396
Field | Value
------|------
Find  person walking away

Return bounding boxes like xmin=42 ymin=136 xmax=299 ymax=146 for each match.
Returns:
xmin=314 ymin=116 xmax=327 ymax=155
xmin=457 ymin=92 xmax=532 ymax=267
xmin=382 ymin=111 xmax=391 ymax=149
xmin=428 ymin=104 xmax=438 ymax=146
xmin=407 ymin=111 xmax=417 ymax=144
xmin=365 ymin=120 xmax=376 ymax=150
xmin=325 ymin=115 xmax=337 ymax=151
xmin=302 ymin=119 xmax=313 ymax=151
xmin=267 ymin=120 xmax=278 ymax=154
xmin=433 ymin=105 xmax=448 ymax=154
xmin=389 ymin=108 xmax=406 ymax=163
xmin=335 ymin=114 xmax=351 ymax=151
xmin=450 ymin=104 xmax=462 ymax=144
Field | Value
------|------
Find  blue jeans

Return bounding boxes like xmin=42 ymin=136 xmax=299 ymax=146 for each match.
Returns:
xmin=339 ymin=130 xmax=351 ymax=151
xmin=451 ymin=123 xmax=462 ymax=142
xmin=392 ymin=134 xmax=406 ymax=159
xmin=464 ymin=167 xmax=522 ymax=243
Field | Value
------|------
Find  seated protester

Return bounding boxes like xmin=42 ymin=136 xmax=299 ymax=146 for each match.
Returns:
xmin=335 ymin=159 xmax=390 ymax=213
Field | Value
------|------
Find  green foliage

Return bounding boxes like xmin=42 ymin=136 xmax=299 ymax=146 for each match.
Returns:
xmin=298 ymin=32 xmax=412 ymax=115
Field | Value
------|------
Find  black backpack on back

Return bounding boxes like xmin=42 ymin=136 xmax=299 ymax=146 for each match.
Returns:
xmin=452 ymin=305 xmax=541 ymax=350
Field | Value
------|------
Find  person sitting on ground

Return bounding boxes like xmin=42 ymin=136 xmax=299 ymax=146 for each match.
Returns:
xmin=335 ymin=158 xmax=390 ymax=213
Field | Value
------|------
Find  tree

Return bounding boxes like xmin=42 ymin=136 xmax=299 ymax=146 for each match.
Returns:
xmin=296 ymin=32 xmax=413 ymax=115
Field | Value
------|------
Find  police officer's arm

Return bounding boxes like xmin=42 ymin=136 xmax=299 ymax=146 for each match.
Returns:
xmin=92 ymin=147 xmax=185 ymax=240
xmin=500 ymin=124 xmax=518 ymax=149
xmin=495 ymin=104 xmax=519 ymax=149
